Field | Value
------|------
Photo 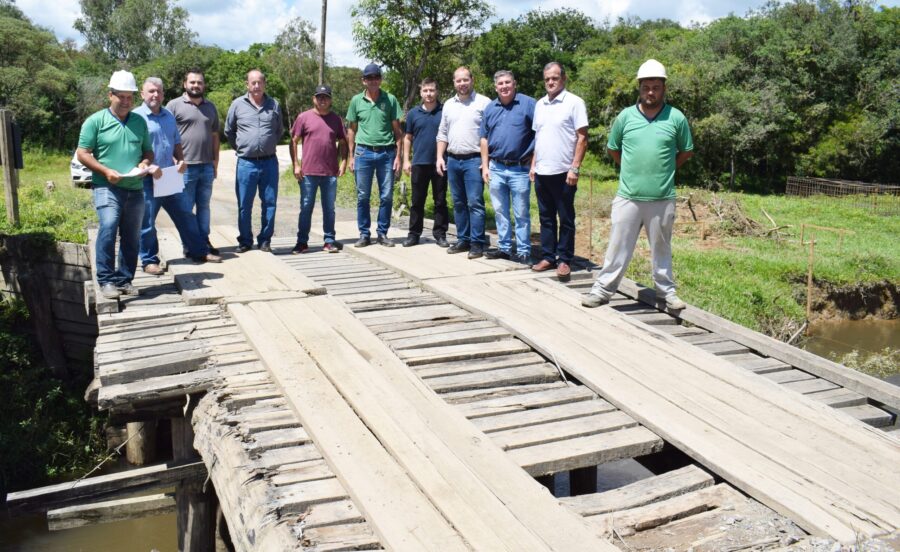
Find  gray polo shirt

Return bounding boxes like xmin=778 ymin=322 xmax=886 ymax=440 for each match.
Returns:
xmin=166 ymin=94 xmax=219 ymax=164
xmin=436 ymin=92 xmax=491 ymax=155
xmin=224 ymin=94 xmax=284 ymax=159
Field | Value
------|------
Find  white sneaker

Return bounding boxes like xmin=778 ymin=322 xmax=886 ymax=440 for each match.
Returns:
xmin=665 ymin=295 xmax=686 ymax=310
xmin=582 ymin=293 xmax=610 ymax=308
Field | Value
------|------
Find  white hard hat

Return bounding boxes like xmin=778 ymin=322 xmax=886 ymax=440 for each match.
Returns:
xmin=108 ymin=70 xmax=138 ymax=92
xmin=637 ymin=59 xmax=667 ymax=81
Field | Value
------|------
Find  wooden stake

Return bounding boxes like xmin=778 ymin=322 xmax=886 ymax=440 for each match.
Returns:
xmin=806 ymin=237 xmax=815 ymax=335
xmin=0 ymin=109 xmax=20 ymax=225
xmin=126 ymin=421 xmax=157 ymax=466
xmin=173 ymin=396 xmax=216 ymax=552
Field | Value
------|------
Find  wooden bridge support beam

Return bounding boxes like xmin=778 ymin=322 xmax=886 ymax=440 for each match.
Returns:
xmin=125 ymin=421 xmax=157 ymax=465
xmin=172 ymin=396 xmax=217 ymax=552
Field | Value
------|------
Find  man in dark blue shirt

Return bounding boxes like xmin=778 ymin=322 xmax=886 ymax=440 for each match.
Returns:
xmin=402 ymin=78 xmax=449 ymax=247
xmin=480 ymin=70 xmax=536 ymax=263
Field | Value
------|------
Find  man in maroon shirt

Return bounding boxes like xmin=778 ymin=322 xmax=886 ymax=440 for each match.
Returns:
xmin=289 ymin=85 xmax=349 ymax=253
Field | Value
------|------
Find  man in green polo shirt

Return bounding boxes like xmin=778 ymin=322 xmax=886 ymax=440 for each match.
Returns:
xmin=345 ymin=63 xmax=403 ymax=247
xmin=583 ymin=59 xmax=694 ymax=310
xmin=77 ymin=70 xmax=154 ymax=300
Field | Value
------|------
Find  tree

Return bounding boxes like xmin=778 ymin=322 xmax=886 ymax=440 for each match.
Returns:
xmin=74 ymin=0 xmax=196 ymax=65
xmin=266 ymin=17 xmax=320 ymax=123
xmin=352 ymin=0 xmax=493 ymax=111
xmin=472 ymin=8 xmax=601 ymax=98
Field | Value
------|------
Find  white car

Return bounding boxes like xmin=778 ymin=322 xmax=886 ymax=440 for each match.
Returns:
xmin=70 ymin=151 xmax=91 ymax=186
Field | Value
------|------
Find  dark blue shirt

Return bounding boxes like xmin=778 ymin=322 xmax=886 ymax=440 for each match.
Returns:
xmin=404 ymin=102 xmax=442 ymax=165
xmin=479 ymin=93 xmax=536 ymax=162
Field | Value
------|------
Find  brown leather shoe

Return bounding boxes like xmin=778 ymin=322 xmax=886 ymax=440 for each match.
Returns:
xmin=143 ymin=263 xmax=164 ymax=275
xmin=531 ymin=259 xmax=556 ymax=272
xmin=556 ymin=262 xmax=571 ymax=280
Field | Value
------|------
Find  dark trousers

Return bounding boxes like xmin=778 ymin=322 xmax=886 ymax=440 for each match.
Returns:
xmin=535 ymin=172 xmax=577 ymax=264
xmin=409 ymin=164 xmax=449 ymax=238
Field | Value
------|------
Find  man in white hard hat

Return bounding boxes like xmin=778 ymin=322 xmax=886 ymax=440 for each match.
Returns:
xmin=582 ymin=59 xmax=694 ymax=310
xmin=77 ymin=70 xmax=155 ymax=299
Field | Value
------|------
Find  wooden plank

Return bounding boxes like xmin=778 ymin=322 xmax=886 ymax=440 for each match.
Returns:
xmin=838 ymin=404 xmax=895 ymax=428
xmin=47 ymin=493 xmax=175 ymax=531
xmin=261 ymin=297 xmax=617 ymax=551
xmin=509 ymin=426 xmax=665 ymax=476
xmin=250 ymin=427 xmax=311 ymax=451
xmin=805 ymin=387 xmax=867 ymax=408
xmin=301 ymin=523 xmax=380 ymax=551
xmin=490 ymin=410 xmax=639 ymax=450
xmin=617 ymin=278 xmax=900 ymax=410
xmin=271 ymin=478 xmax=348 ymax=514
xmin=416 ymin=351 xmax=545 ymax=378
xmin=587 ymin=484 xmax=744 ymax=537
xmin=761 ymin=369 xmax=816 ymax=384
xmin=427 ymin=364 xmax=561 ymax=393
xmin=99 ymin=348 xmax=211 ymax=386
xmin=379 ymin=319 xmax=496 ymax=341
xmin=355 ymin=303 xmax=469 ymax=325
xmin=458 ymin=385 xmax=597 ymax=419
xmin=301 ymin=499 xmax=365 ymax=529
xmin=782 ymin=378 xmax=840 ymax=395
xmin=6 ymin=461 xmax=205 ymax=513
xmin=721 ymin=353 xmax=792 ymax=373
xmin=471 ymin=398 xmax=617 ymax=433
xmin=97 ymin=367 xmax=218 ymax=409
xmin=442 ymin=381 xmax=567 ymax=403
xmin=426 ymin=273 xmax=900 ymax=540
xmin=96 ymin=333 xmax=243 ymax=364
xmin=400 ymin=339 xmax=532 ymax=366
xmin=269 ymin=459 xmax=334 ymax=487
xmin=561 ymin=465 xmax=715 ymax=516
xmin=228 ymin=303 xmax=470 ymax=551
xmin=390 ymin=325 xmax=510 ymax=350
xmin=696 ymin=339 xmax=751 ymax=356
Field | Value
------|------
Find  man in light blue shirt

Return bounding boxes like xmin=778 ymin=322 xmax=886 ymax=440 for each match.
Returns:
xmin=480 ymin=70 xmax=536 ymax=264
xmin=134 ymin=78 xmax=220 ymax=272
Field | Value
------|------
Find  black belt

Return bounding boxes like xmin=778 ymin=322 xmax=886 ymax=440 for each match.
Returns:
xmin=491 ymin=157 xmax=532 ymax=166
xmin=241 ymin=154 xmax=276 ymax=161
xmin=448 ymin=152 xmax=480 ymax=160
xmin=358 ymin=144 xmax=396 ymax=152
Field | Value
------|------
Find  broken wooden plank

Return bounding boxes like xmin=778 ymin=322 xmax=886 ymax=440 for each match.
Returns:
xmin=47 ymin=493 xmax=175 ymax=531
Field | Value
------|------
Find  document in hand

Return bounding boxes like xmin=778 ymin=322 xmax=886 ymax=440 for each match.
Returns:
xmin=153 ymin=166 xmax=185 ymax=197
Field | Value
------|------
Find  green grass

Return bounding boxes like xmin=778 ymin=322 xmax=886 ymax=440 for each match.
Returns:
xmin=0 ymin=148 xmax=96 ymax=243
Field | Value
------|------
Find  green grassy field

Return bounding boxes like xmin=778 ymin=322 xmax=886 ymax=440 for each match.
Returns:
xmin=0 ymin=149 xmax=95 ymax=243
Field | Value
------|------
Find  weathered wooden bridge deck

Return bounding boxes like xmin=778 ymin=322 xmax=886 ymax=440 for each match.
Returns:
xmin=14 ymin=223 xmax=899 ymax=551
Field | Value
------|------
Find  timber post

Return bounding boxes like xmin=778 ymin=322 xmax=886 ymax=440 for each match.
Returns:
xmin=172 ymin=395 xmax=217 ymax=552
xmin=0 ymin=109 xmax=21 ymax=225
xmin=125 ymin=421 xmax=157 ymax=465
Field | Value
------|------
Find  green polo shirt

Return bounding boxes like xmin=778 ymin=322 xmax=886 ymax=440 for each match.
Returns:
xmin=78 ymin=108 xmax=152 ymax=191
xmin=346 ymin=90 xmax=400 ymax=147
xmin=607 ymin=104 xmax=693 ymax=201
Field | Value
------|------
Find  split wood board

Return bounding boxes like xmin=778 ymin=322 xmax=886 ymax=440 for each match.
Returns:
xmin=231 ymin=297 xmax=614 ymax=551
xmin=425 ymin=272 xmax=900 ymax=542
xmin=86 ymin=228 xmax=119 ymax=314
xmin=156 ymin=229 xmax=324 ymax=305
xmin=333 ymin=220 xmax=524 ymax=280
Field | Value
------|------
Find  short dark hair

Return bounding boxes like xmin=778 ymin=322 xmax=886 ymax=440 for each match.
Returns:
xmin=543 ymin=61 xmax=566 ymax=78
xmin=184 ymin=67 xmax=205 ymax=80
xmin=420 ymin=78 xmax=437 ymax=89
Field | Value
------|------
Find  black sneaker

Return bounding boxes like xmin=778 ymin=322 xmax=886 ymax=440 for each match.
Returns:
xmin=467 ymin=245 xmax=484 ymax=259
xmin=237 ymin=244 xmax=251 ymax=253
xmin=403 ymin=235 xmax=419 ymax=247
xmin=291 ymin=243 xmax=309 ymax=254
xmin=355 ymin=236 xmax=371 ymax=247
xmin=258 ymin=242 xmax=272 ymax=253
xmin=376 ymin=234 xmax=395 ymax=247
xmin=447 ymin=241 xmax=470 ymax=254
xmin=207 ymin=242 xmax=220 ymax=255
xmin=484 ymin=249 xmax=510 ymax=260
xmin=435 ymin=236 xmax=450 ymax=248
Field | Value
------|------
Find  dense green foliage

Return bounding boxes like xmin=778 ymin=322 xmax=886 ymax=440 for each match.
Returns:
xmin=0 ymin=299 xmax=106 ymax=496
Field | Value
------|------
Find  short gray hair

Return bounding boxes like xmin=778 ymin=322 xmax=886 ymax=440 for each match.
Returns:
xmin=143 ymin=77 xmax=163 ymax=89
xmin=493 ymin=70 xmax=515 ymax=83
xmin=543 ymin=61 xmax=566 ymax=78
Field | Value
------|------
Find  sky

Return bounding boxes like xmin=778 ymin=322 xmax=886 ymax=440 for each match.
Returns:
xmin=17 ymin=0 xmax=900 ymax=68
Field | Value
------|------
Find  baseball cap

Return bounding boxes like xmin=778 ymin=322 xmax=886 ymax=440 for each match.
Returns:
xmin=314 ymin=85 xmax=332 ymax=97
xmin=362 ymin=63 xmax=382 ymax=78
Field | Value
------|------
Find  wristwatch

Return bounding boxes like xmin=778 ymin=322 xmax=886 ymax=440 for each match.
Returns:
xmin=569 ymin=166 xmax=580 ymax=175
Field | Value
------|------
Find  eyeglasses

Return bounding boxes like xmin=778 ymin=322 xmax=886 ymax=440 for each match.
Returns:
xmin=110 ymin=92 xmax=134 ymax=100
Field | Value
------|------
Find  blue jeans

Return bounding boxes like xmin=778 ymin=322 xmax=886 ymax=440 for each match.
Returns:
xmin=297 ymin=175 xmax=337 ymax=245
xmin=488 ymin=161 xmax=531 ymax=259
xmin=354 ymin=145 xmax=395 ymax=237
xmin=447 ymin=155 xmax=485 ymax=245
xmin=535 ymin=172 xmax=577 ymax=264
xmin=182 ymin=163 xmax=214 ymax=243
xmin=93 ymin=186 xmax=144 ymax=286
xmin=235 ymin=156 xmax=278 ymax=247
xmin=140 ymin=178 xmax=208 ymax=265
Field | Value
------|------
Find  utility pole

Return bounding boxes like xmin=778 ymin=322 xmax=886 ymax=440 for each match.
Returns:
xmin=0 ymin=109 xmax=21 ymax=225
xmin=319 ymin=0 xmax=327 ymax=85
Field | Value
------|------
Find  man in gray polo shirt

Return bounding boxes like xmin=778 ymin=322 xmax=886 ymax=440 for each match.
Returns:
xmin=224 ymin=69 xmax=284 ymax=252
xmin=166 ymin=68 xmax=220 ymax=254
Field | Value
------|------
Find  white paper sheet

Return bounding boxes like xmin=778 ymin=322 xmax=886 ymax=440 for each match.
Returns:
xmin=152 ymin=166 xmax=184 ymax=197
xmin=122 ymin=165 xmax=150 ymax=178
